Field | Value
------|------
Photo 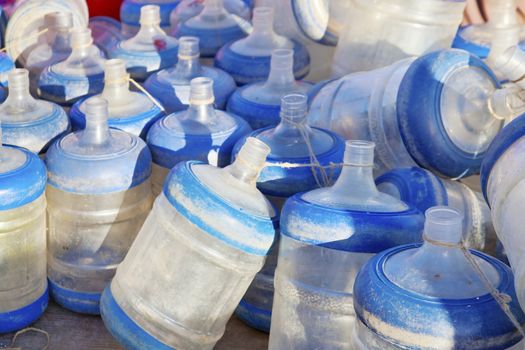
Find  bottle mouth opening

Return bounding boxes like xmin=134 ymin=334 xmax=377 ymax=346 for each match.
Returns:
xmin=178 ymin=36 xmax=200 ymax=58
xmin=45 ymin=11 xmax=73 ymax=29
xmin=424 ymin=206 xmax=463 ymax=245
xmin=271 ymin=49 xmax=294 ymax=69
xmin=104 ymin=59 xmax=127 ymax=81
xmin=237 ymin=137 xmax=271 ymax=166
xmin=70 ymin=28 xmax=93 ymax=49
xmin=252 ymin=7 xmax=274 ymax=28
xmin=189 ymin=77 xmax=215 ymax=104
xmin=8 ymin=68 xmax=29 ymax=89
xmin=280 ymin=93 xmax=308 ymax=122
xmin=344 ymin=140 xmax=375 ymax=166
xmin=140 ymin=5 xmax=161 ymax=25
xmin=85 ymin=96 xmax=109 ymax=122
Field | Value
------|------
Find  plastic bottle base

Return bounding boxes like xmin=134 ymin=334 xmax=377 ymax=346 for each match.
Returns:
xmin=49 ymin=279 xmax=101 ymax=315
xmin=0 ymin=287 xmax=49 ymax=334
xmin=235 ymin=299 xmax=271 ymax=333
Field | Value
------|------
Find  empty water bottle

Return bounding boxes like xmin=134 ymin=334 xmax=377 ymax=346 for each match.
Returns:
xmin=144 ymin=36 xmax=236 ymax=113
xmin=38 ymin=27 xmax=106 ymax=106
xmin=233 ymin=93 xmax=345 ymax=333
xmin=147 ymin=77 xmax=251 ymax=195
xmin=120 ymin=0 xmax=181 ymax=37
xmin=1 ymin=69 xmax=69 ymax=154
xmin=172 ymin=0 xmax=248 ymax=58
xmin=309 ymin=49 xmax=503 ymax=178
xmin=227 ymin=49 xmax=312 ymax=129
xmin=89 ymin=16 xmax=125 ymax=57
xmin=100 ymin=137 xmax=277 ymax=350
xmin=109 ymin=5 xmax=179 ymax=82
xmin=170 ymin=0 xmax=251 ymax=31
xmin=269 ymin=140 xmax=424 ymax=349
xmin=70 ymin=59 xmax=165 ymax=138
xmin=46 ymin=97 xmax=153 ymax=314
xmin=353 ymin=206 xmax=525 ymax=349
xmin=0 ymin=135 xmax=48 ymax=333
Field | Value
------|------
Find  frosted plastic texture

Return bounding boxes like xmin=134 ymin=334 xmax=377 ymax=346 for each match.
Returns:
xmin=332 ymin=0 xmax=466 ymax=76
xmin=170 ymin=0 xmax=250 ymax=29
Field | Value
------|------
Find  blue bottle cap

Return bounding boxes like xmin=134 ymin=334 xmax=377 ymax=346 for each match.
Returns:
xmin=120 ymin=0 xmax=181 ymax=30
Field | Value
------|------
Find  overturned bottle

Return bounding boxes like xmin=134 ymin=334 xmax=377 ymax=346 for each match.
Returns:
xmin=120 ymin=0 xmax=181 ymax=37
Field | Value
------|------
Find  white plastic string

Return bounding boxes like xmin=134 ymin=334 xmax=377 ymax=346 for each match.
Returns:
xmin=128 ymin=77 xmax=166 ymax=112
xmin=5 ymin=327 xmax=50 ymax=350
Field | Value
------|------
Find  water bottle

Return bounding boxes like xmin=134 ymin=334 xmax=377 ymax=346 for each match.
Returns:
xmin=120 ymin=0 xmax=181 ymax=37
xmin=172 ymin=0 xmax=248 ymax=58
xmin=70 ymin=59 xmax=165 ymax=139
xmin=1 ymin=69 xmax=69 ymax=154
xmin=309 ymin=49 xmax=503 ymax=178
xmin=215 ymin=6 xmax=310 ymax=85
xmin=353 ymin=206 xmax=525 ymax=349
xmin=109 ymin=5 xmax=179 ymax=82
xmin=0 ymin=135 xmax=48 ymax=333
xmin=144 ymin=36 xmax=236 ymax=113
xmin=227 ymin=49 xmax=312 ymax=129
xmin=100 ymin=137 xmax=277 ymax=350
xmin=376 ymin=167 xmax=495 ymax=251
xmin=46 ymin=97 xmax=153 ymax=314
xmin=147 ymin=77 xmax=251 ymax=195
xmin=38 ymin=27 xmax=106 ymax=107
xmin=268 ymin=140 xmax=424 ymax=349
xmin=332 ymin=0 xmax=466 ymax=77
xmin=89 ymin=16 xmax=125 ymax=58
xmin=232 ymin=93 xmax=345 ymax=333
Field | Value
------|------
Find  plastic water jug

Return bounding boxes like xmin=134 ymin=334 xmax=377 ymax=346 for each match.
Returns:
xmin=89 ymin=16 xmax=125 ymax=58
xmin=144 ymin=36 xmax=236 ymax=113
xmin=232 ymin=93 xmax=345 ymax=333
xmin=109 ymin=5 xmax=179 ymax=82
xmin=172 ymin=0 xmax=248 ymax=58
xmin=70 ymin=59 xmax=165 ymax=139
xmin=353 ymin=206 xmax=525 ymax=349
xmin=215 ymin=6 xmax=310 ymax=85
xmin=0 ymin=137 xmax=48 ymax=333
xmin=45 ymin=97 xmax=153 ymax=314
xmin=309 ymin=49 xmax=503 ymax=178
xmin=227 ymin=48 xmax=312 ymax=129
xmin=332 ymin=0 xmax=466 ymax=77
xmin=146 ymin=76 xmax=251 ymax=195
xmin=38 ymin=27 xmax=106 ymax=106
xmin=120 ymin=0 xmax=181 ymax=37
xmin=268 ymin=140 xmax=424 ymax=349
xmin=1 ymin=69 xmax=69 ymax=154
xmin=100 ymin=137 xmax=276 ymax=350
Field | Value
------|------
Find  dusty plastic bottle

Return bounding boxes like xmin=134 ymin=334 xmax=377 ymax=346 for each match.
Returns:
xmin=232 ymin=93 xmax=345 ymax=333
xmin=172 ymin=0 xmax=248 ymax=58
xmin=170 ymin=0 xmax=251 ymax=31
xmin=353 ymin=206 xmax=525 ymax=349
xmin=332 ymin=0 xmax=466 ymax=77
xmin=70 ymin=59 xmax=165 ymax=139
xmin=147 ymin=77 xmax=251 ymax=195
xmin=38 ymin=27 xmax=106 ymax=106
xmin=0 ymin=135 xmax=48 ymax=333
xmin=45 ymin=97 xmax=153 ymax=314
xmin=109 ymin=5 xmax=179 ymax=82
xmin=376 ymin=167 xmax=495 ymax=251
xmin=215 ymin=6 xmax=310 ymax=85
xmin=144 ymin=36 xmax=236 ymax=113
xmin=100 ymin=137 xmax=277 ymax=350
xmin=89 ymin=16 xmax=125 ymax=58
xmin=309 ymin=49 xmax=503 ymax=178
xmin=1 ymin=69 xmax=69 ymax=154
xmin=268 ymin=140 xmax=424 ymax=349
xmin=120 ymin=0 xmax=181 ymax=37
xmin=227 ymin=49 xmax=312 ymax=129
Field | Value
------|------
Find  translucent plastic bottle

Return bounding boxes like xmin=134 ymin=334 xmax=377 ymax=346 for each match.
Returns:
xmin=227 ymin=49 xmax=312 ymax=129
xmin=100 ymin=137 xmax=276 ymax=350
xmin=353 ymin=207 xmax=525 ymax=349
xmin=268 ymin=140 xmax=424 ymax=349
xmin=0 ymin=137 xmax=48 ymax=333
xmin=309 ymin=49 xmax=502 ymax=178
xmin=1 ymin=69 xmax=69 ymax=154
xmin=332 ymin=0 xmax=466 ymax=77
xmin=376 ymin=167 xmax=495 ymax=251
xmin=147 ymin=77 xmax=251 ymax=195
xmin=120 ymin=0 xmax=181 ymax=37
xmin=144 ymin=36 xmax=236 ymax=113
xmin=70 ymin=59 xmax=165 ymax=139
xmin=215 ymin=7 xmax=310 ymax=85
xmin=109 ymin=5 xmax=179 ymax=82
xmin=38 ymin=27 xmax=106 ymax=106
xmin=172 ymin=0 xmax=248 ymax=58
xmin=170 ymin=0 xmax=251 ymax=31
xmin=233 ymin=93 xmax=345 ymax=333
xmin=45 ymin=97 xmax=153 ymax=314
xmin=89 ymin=16 xmax=125 ymax=58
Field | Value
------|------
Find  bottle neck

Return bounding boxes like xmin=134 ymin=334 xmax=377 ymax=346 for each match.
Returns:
xmin=272 ymin=116 xmax=311 ymax=139
xmin=136 ymin=22 xmax=166 ymax=40
xmin=101 ymin=79 xmax=132 ymax=104
xmin=174 ymin=56 xmax=202 ymax=77
xmin=331 ymin=165 xmax=379 ymax=195
xmin=47 ymin=28 xmax=70 ymax=52
xmin=187 ymin=103 xmax=216 ymax=123
xmin=263 ymin=63 xmax=296 ymax=91
xmin=82 ymin=117 xmax=110 ymax=146
xmin=5 ymin=86 xmax=36 ymax=111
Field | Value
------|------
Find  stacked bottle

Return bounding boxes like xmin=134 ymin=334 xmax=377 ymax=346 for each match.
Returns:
xmin=144 ymin=36 xmax=236 ymax=113
xmin=70 ymin=59 xmax=165 ymax=139
xmin=46 ymin=97 xmax=153 ymax=314
xmin=170 ymin=0 xmax=251 ymax=31
xmin=227 ymin=49 xmax=313 ymax=129
xmin=353 ymin=207 xmax=525 ymax=349
xmin=215 ymin=6 xmax=310 ymax=85
xmin=269 ymin=140 xmax=424 ymax=349
xmin=146 ymin=77 xmax=251 ymax=195
xmin=0 ymin=133 xmax=48 ymax=333
xmin=101 ymin=138 xmax=277 ymax=349
xmin=89 ymin=16 xmax=125 ymax=57
xmin=120 ymin=0 xmax=181 ymax=37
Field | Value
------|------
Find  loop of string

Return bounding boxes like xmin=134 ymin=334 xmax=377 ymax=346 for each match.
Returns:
xmin=0 ymin=28 xmax=49 ymax=53
xmin=423 ymin=234 xmax=525 ymax=337
xmin=4 ymin=327 xmax=50 ymax=350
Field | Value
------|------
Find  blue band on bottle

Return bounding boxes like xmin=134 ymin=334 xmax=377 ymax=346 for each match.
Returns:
xmin=0 ymin=286 xmax=48 ymax=334
xmin=235 ymin=299 xmax=271 ymax=333
xmin=38 ymin=69 xmax=105 ymax=106
xmin=49 ymin=279 xmax=102 ymax=315
xmin=174 ymin=24 xmax=246 ymax=58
